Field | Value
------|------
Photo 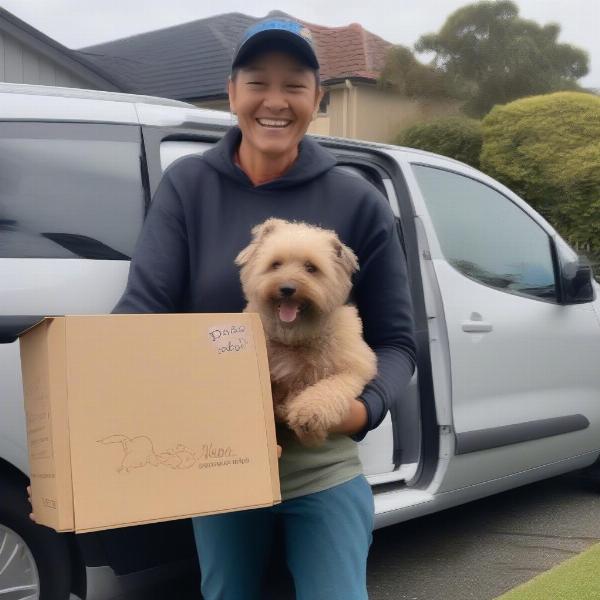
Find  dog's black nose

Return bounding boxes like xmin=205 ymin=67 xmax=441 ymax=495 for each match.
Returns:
xmin=279 ymin=285 xmax=296 ymax=297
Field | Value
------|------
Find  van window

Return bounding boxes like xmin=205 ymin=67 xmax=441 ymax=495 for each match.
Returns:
xmin=0 ymin=122 xmax=144 ymax=259
xmin=161 ymin=140 xmax=212 ymax=171
xmin=412 ymin=164 xmax=557 ymax=302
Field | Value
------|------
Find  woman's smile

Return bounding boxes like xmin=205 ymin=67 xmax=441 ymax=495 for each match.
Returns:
xmin=256 ymin=117 xmax=293 ymax=128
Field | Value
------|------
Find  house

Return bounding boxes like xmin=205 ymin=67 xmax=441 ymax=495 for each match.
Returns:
xmin=0 ymin=6 xmax=119 ymax=92
xmin=77 ymin=10 xmax=460 ymax=143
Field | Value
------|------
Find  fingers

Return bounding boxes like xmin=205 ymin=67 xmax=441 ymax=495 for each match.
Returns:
xmin=26 ymin=485 xmax=35 ymax=522
xmin=277 ymin=444 xmax=282 ymax=458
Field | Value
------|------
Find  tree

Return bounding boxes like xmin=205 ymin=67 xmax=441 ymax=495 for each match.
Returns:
xmin=378 ymin=45 xmax=458 ymax=99
xmin=480 ymin=91 xmax=600 ymax=256
xmin=415 ymin=1 xmax=590 ymax=116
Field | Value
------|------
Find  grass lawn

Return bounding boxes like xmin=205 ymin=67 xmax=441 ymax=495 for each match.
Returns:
xmin=495 ymin=542 xmax=600 ymax=599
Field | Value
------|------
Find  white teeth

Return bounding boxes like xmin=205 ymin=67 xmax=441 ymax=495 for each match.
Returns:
xmin=257 ymin=118 xmax=290 ymax=128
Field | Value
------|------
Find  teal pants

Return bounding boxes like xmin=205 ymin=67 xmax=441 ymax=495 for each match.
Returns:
xmin=192 ymin=474 xmax=375 ymax=600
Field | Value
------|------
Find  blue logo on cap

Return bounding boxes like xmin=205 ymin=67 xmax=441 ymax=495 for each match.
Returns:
xmin=241 ymin=19 xmax=314 ymax=47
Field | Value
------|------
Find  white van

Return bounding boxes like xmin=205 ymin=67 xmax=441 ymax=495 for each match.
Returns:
xmin=1 ymin=82 xmax=599 ymax=600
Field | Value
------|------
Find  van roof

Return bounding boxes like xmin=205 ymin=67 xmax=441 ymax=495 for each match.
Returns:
xmin=0 ymin=82 xmax=233 ymax=128
xmin=0 ymin=81 xmax=193 ymax=107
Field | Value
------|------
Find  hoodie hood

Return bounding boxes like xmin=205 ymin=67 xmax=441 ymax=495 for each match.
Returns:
xmin=202 ymin=125 xmax=338 ymax=190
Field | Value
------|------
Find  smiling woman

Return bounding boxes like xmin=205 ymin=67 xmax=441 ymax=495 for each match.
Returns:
xmin=189 ymin=19 xmax=382 ymax=600
xmin=109 ymin=14 xmax=417 ymax=600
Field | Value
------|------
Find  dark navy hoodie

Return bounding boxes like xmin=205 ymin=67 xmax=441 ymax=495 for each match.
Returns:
xmin=111 ymin=125 xmax=417 ymax=497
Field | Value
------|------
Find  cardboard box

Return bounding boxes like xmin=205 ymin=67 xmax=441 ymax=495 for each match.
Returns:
xmin=18 ymin=313 xmax=281 ymax=533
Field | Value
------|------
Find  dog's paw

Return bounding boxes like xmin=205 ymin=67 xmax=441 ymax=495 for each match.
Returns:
xmin=285 ymin=402 xmax=329 ymax=447
xmin=295 ymin=426 xmax=328 ymax=448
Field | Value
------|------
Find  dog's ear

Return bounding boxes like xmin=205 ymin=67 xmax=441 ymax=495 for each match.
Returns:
xmin=234 ymin=218 xmax=286 ymax=267
xmin=250 ymin=217 xmax=286 ymax=240
xmin=331 ymin=237 xmax=359 ymax=275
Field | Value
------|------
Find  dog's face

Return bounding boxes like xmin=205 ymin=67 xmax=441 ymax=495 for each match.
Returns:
xmin=235 ymin=218 xmax=359 ymax=331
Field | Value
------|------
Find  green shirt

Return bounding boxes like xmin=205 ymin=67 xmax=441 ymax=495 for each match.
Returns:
xmin=275 ymin=421 xmax=364 ymax=500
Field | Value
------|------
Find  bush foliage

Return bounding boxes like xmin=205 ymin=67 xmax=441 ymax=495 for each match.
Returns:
xmin=480 ymin=91 xmax=600 ymax=254
xmin=395 ymin=116 xmax=483 ymax=168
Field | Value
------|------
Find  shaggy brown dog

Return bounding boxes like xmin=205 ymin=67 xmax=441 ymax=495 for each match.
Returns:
xmin=234 ymin=217 xmax=377 ymax=446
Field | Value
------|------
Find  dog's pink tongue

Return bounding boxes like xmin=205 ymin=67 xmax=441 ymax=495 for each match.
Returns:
xmin=279 ymin=303 xmax=299 ymax=323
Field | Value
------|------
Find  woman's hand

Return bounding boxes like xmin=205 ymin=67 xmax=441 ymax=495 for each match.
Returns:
xmin=277 ymin=444 xmax=282 ymax=458
xmin=26 ymin=485 xmax=36 ymax=522
xmin=328 ymin=398 xmax=368 ymax=436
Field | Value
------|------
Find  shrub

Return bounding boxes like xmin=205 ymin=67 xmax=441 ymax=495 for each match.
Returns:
xmin=394 ymin=116 xmax=482 ymax=168
xmin=481 ymin=91 xmax=600 ymax=255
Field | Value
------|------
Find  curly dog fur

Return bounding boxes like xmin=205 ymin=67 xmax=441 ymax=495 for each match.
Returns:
xmin=234 ymin=217 xmax=377 ymax=447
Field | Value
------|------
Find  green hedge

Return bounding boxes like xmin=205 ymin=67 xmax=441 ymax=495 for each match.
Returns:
xmin=481 ymin=91 xmax=600 ymax=255
xmin=394 ymin=116 xmax=482 ymax=168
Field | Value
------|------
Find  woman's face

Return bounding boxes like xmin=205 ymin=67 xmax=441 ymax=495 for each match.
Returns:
xmin=228 ymin=50 xmax=324 ymax=158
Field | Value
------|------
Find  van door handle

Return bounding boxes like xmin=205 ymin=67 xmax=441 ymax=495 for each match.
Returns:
xmin=461 ymin=312 xmax=492 ymax=333
xmin=462 ymin=321 xmax=493 ymax=332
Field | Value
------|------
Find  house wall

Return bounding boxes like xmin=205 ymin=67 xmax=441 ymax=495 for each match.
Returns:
xmin=0 ymin=31 xmax=97 ymax=88
xmin=353 ymin=84 xmax=462 ymax=143
xmin=333 ymin=87 xmax=350 ymax=138
xmin=308 ymin=82 xmax=462 ymax=143
xmin=308 ymin=115 xmax=330 ymax=136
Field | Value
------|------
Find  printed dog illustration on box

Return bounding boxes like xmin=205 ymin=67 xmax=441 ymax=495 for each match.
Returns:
xmin=98 ymin=434 xmax=197 ymax=473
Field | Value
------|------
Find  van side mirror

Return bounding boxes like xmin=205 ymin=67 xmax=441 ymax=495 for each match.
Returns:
xmin=553 ymin=235 xmax=595 ymax=304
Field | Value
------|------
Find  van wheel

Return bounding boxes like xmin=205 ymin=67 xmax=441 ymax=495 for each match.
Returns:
xmin=0 ymin=478 xmax=72 ymax=600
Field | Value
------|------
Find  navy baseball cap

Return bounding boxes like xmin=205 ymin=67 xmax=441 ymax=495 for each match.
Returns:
xmin=231 ymin=18 xmax=320 ymax=71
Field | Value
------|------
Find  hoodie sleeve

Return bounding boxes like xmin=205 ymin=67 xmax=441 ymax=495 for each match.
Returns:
xmin=349 ymin=191 xmax=418 ymax=442
xmin=110 ymin=169 xmax=188 ymax=314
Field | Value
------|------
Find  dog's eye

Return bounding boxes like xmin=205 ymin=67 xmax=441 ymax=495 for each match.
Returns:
xmin=271 ymin=261 xmax=282 ymax=269
xmin=305 ymin=262 xmax=317 ymax=273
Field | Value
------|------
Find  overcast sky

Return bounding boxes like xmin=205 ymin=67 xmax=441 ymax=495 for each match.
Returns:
xmin=2 ymin=0 xmax=598 ymax=88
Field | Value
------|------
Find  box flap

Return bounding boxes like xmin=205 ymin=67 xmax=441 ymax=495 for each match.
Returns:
xmin=11 ymin=316 xmax=54 ymax=339
xmin=20 ymin=317 xmax=74 ymax=531
xmin=18 ymin=315 xmax=95 ymax=338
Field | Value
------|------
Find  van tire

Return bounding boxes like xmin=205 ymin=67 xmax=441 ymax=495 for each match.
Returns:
xmin=0 ymin=478 xmax=72 ymax=600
